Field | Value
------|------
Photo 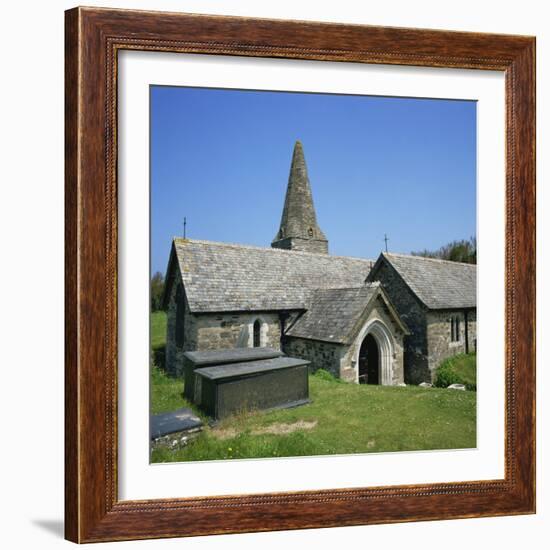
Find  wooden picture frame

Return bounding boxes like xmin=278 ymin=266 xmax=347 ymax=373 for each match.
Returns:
xmin=65 ymin=6 xmax=536 ymax=543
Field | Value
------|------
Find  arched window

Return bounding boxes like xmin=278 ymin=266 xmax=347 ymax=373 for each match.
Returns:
xmin=253 ymin=319 xmax=261 ymax=348
xmin=175 ymin=285 xmax=185 ymax=348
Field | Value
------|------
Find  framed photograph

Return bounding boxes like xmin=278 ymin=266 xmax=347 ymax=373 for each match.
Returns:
xmin=65 ymin=7 xmax=535 ymax=543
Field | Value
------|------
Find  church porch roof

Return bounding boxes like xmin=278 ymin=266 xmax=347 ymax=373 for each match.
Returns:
xmin=286 ymin=283 xmax=409 ymax=344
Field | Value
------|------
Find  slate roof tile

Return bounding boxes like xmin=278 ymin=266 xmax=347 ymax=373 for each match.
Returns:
xmin=376 ymin=253 xmax=476 ymax=309
xmin=172 ymin=238 xmax=374 ymax=313
xmin=286 ymin=285 xmax=380 ymax=344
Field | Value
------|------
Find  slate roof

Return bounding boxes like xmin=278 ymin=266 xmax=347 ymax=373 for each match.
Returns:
xmin=286 ymin=285 xmax=378 ymax=344
xmin=371 ymin=253 xmax=477 ymax=310
xmin=286 ymin=284 xmax=409 ymax=344
xmin=168 ymin=238 xmax=373 ymax=313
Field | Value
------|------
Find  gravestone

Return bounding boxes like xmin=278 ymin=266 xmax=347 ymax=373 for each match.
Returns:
xmin=150 ymin=407 xmax=203 ymax=439
xmin=182 ymin=347 xmax=284 ymax=401
xmin=194 ymin=356 xmax=310 ymax=420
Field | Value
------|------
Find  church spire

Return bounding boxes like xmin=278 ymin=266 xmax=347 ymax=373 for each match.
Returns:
xmin=271 ymin=140 xmax=328 ymax=254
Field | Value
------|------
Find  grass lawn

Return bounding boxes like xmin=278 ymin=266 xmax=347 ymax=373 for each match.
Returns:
xmin=151 ymin=310 xmax=167 ymax=350
xmin=151 ymin=310 xmax=167 ymax=371
xmin=434 ymin=353 xmax=477 ymax=391
xmin=150 ymin=311 xmax=477 ymax=463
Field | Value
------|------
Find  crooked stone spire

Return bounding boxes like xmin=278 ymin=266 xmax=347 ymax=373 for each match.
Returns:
xmin=271 ymin=141 xmax=328 ymax=254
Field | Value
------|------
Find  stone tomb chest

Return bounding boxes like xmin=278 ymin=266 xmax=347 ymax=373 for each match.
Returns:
xmin=182 ymin=347 xmax=284 ymax=402
xmin=194 ymin=356 xmax=310 ymax=420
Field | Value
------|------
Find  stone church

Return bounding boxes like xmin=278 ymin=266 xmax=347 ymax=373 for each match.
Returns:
xmin=163 ymin=141 xmax=476 ymax=385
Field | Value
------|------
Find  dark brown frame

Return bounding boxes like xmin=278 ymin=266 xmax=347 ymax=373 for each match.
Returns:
xmin=65 ymin=6 xmax=536 ymax=543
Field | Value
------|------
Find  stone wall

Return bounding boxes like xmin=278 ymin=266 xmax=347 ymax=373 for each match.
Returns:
xmin=369 ymin=260 xmax=429 ymax=384
xmin=271 ymin=236 xmax=328 ymax=254
xmin=194 ymin=312 xmax=281 ymax=351
xmin=467 ymin=309 xmax=477 ymax=353
xmin=426 ymin=308 xmax=477 ymax=377
xmin=283 ymin=337 xmax=344 ymax=377
xmin=165 ymin=281 xmax=198 ymax=377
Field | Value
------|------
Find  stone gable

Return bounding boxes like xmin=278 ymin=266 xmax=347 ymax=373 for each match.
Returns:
xmin=368 ymin=257 xmax=429 ymax=383
xmin=369 ymin=253 xmax=477 ymax=383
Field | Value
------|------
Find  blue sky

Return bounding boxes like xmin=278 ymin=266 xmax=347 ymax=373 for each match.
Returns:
xmin=150 ymin=86 xmax=476 ymax=276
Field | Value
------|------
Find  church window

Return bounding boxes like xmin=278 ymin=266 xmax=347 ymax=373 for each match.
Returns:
xmin=308 ymin=227 xmax=314 ymax=237
xmin=452 ymin=318 xmax=456 ymax=341
xmin=175 ymin=285 xmax=185 ymax=348
xmin=450 ymin=316 xmax=460 ymax=342
xmin=253 ymin=319 xmax=261 ymax=347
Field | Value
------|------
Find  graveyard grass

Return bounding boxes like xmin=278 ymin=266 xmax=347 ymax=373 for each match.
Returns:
xmin=150 ymin=311 xmax=477 ymax=462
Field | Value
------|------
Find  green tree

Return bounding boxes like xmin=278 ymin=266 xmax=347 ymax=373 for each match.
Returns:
xmin=412 ymin=237 xmax=476 ymax=264
xmin=151 ymin=272 xmax=165 ymax=311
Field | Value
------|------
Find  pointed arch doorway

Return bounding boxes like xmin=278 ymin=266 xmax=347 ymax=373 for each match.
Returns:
xmin=358 ymin=334 xmax=379 ymax=384
xmin=355 ymin=319 xmax=394 ymax=385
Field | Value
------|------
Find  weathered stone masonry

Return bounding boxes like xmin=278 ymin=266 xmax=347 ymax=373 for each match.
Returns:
xmin=194 ymin=313 xmax=281 ymax=352
xmin=426 ymin=309 xmax=476 ymax=373
xmin=283 ymin=337 xmax=344 ymax=378
xmin=165 ymin=279 xmax=197 ymax=377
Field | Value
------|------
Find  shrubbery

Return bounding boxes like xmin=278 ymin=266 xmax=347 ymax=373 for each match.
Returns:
xmin=434 ymin=362 xmax=463 ymax=388
xmin=434 ymin=353 xmax=477 ymax=391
